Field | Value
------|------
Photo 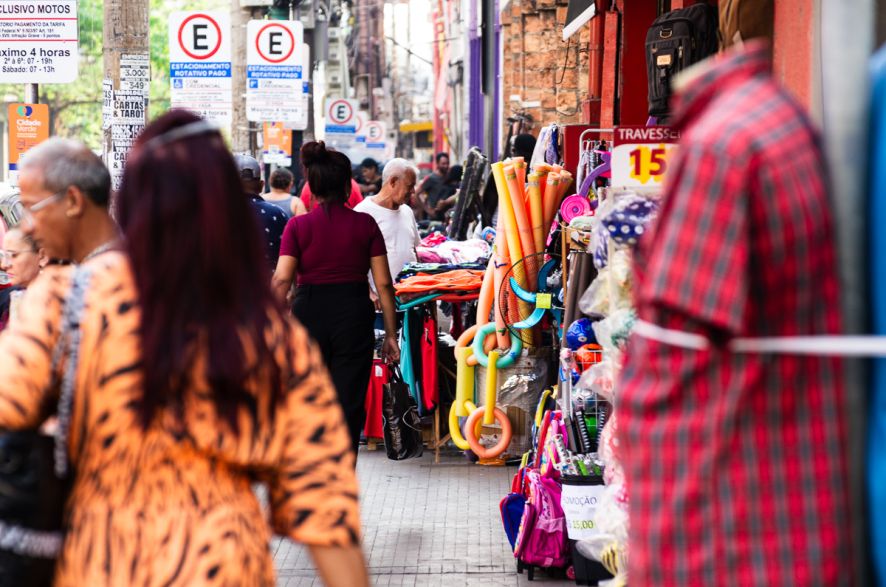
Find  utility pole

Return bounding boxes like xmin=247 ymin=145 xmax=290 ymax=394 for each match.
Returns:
xmin=231 ymin=0 xmax=252 ymax=153
xmin=102 ymin=0 xmax=150 ymax=193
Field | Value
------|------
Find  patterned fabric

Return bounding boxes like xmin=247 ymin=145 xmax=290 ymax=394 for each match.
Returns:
xmin=618 ymin=42 xmax=853 ymax=586
xmin=249 ymin=195 xmax=287 ymax=270
xmin=0 ymin=252 xmax=360 ymax=586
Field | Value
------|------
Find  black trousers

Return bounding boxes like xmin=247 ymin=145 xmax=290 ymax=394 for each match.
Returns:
xmin=292 ymin=282 xmax=375 ymax=455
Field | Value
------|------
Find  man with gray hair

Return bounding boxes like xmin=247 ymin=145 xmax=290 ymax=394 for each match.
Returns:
xmin=354 ymin=158 xmax=420 ymax=303
xmin=17 ymin=138 xmax=117 ymax=266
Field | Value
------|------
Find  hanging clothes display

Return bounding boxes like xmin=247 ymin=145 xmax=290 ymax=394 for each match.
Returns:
xmin=868 ymin=43 xmax=886 ymax=587
xmin=618 ymin=42 xmax=853 ymax=586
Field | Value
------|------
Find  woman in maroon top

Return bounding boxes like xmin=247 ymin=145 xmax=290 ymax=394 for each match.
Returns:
xmin=273 ymin=141 xmax=400 ymax=455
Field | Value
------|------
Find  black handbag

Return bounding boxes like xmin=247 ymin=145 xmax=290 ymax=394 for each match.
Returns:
xmin=0 ymin=266 xmax=91 ymax=586
xmin=381 ymin=367 xmax=424 ymax=460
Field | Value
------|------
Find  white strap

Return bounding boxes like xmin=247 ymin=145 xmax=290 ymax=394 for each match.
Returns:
xmin=634 ymin=319 xmax=886 ymax=357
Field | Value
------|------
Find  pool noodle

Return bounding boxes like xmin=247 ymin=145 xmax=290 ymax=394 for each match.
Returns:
xmin=493 ymin=217 xmax=511 ymax=351
xmin=528 ymin=173 xmax=545 ymax=256
xmin=543 ymin=173 xmax=561 ymax=233
xmin=491 ymin=162 xmax=533 ymax=338
xmin=505 ymin=165 xmax=539 ymax=289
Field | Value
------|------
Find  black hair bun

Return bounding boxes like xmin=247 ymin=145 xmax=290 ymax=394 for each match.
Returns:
xmin=300 ymin=141 xmax=330 ymax=167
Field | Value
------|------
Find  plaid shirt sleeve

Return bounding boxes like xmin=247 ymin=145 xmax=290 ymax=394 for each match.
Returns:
xmin=638 ymin=141 xmax=750 ymax=335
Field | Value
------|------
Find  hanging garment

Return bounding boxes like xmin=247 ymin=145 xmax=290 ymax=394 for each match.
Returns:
xmin=421 ymin=311 xmax=439 ymax=412
xmin=869 ymin=44 xmax=886 ymax=587
xmin=618 ymin=42 xmax=853 ymax=586
xmin=530 ymin=126 xmax=553 ymax=169
xmin=363 ymin=359 xmax=388 ymax=439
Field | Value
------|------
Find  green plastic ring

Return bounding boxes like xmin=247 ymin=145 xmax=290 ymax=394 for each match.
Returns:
xmin=471 ymin=322 xmax=523 ymax=368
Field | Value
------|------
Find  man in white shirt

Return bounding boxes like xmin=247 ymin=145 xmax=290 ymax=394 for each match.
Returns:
xmin=354 ymin=158 xmax=421 ymax=307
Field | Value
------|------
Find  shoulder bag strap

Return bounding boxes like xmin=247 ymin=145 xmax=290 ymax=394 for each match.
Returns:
xmin=52 ymin=266 xmax=94 ymax=479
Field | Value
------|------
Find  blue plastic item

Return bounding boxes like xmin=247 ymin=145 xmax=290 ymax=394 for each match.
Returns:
xmin=565 ymin=318 xmax=596 ymax=350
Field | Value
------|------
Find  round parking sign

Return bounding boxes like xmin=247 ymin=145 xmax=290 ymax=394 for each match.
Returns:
xmin=328 ymin=99 xmax=354 ymax=125
xmin=255 ymin=23 xmax=295 ymax=64
xmin=366 ymin=122 xmax=384 ymax=141
xmin=178 ymin=13 xmax=223 ymax=60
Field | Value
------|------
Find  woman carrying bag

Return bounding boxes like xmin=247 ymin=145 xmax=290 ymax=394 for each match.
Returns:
xmin=273 ymin=141 xmax=401 ymax=456
xmin=0 ymin=113 xmax=368 ymax=586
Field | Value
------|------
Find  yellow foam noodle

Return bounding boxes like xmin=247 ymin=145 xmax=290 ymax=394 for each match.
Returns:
xmin=484 ymin=351 xmax=499 ymax=425
xmin=455 ymin=347 xmax=475 ymax=417
xmin=528 ymin=173 xmax=545 ymax=256
xmin=493 ymin=215 xmax=511 ymax=351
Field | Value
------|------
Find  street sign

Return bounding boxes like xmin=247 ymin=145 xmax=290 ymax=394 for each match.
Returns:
xmin=365 ymin=120 xmax=387 ymax=149
xmin=610 ymin=126 xmax=680 ymax=188
xmin=285 ymin=42 xmax=310 ymax=131
xmin=246 ymin=20 xmax=304 ymax=123
xmin=168 ymin=11 xmax=232 ymax=132
xmin=262 ymin=122 xmax=292 ymax=166
xmin=7 ymin=103 xmax=49 ymax=184
xmin=325 ymin=98 xmax=358 ymax=134
xmin=0 ymin=1 xmax=78 ymax=83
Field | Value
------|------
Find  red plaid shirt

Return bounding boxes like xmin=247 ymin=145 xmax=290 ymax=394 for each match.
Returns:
xmin=618 ymin=42 xmax=853 ymax=586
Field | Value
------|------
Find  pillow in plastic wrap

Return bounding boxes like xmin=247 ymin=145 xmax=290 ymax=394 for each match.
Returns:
xmin=579 ymin=250 xmax=633 ymax=316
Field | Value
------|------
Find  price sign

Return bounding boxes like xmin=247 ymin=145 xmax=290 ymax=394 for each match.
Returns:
xmin=611 ymin=126 xmax=680 ymax=188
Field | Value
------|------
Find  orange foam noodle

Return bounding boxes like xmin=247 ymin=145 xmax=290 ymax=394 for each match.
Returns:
xmin=514 ymin=158 xmax=527 ymax=189
xmin=557 ymin=171 xmax=574 ymax=201
xmin=493 ymin=245 xmax=511 ymax=351
xmin=477 ymin=256 xmax=495 ymax=326
xmin=543 ymin=173 xmax=562 ymax=233
xmin=505 ymin=166 xmax=538 ymax=290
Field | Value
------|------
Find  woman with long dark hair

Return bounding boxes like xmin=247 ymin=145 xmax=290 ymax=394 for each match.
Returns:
xmin=272 ymin=141 xmax=400 ymax=455
xmin=0 ymin=111 xmax=367 ymax=586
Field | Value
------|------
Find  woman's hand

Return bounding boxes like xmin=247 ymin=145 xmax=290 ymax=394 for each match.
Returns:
xmin=382 ymin=334 xmax=400 ymax=363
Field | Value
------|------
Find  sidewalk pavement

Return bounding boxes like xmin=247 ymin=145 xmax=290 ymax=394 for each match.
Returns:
xmin=273 ymin=449 xmax=566 ymax=586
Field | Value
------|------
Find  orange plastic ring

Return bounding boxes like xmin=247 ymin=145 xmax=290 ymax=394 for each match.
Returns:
xmin=464 ymin=406 xmax=513 ymax=459
xmin=455 ymin=324 xmax=497 ymax=367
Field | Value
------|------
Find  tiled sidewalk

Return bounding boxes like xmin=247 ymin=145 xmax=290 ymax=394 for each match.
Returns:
xmin=273 ymin=449 xmax=566 ymax=586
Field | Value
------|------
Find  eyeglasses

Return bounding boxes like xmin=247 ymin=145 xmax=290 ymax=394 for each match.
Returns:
xmin=18 ymin=188 xmax=66 ymax=226
xmin=0 ymin=249 xmax=35 ymax=262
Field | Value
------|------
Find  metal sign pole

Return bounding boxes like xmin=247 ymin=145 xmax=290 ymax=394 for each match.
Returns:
xmin=24 ymin=83 xmax=38 ymax=104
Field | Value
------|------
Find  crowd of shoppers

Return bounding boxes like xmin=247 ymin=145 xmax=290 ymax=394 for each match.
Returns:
xmin=0 ymin=114 xmax=368 ymax=586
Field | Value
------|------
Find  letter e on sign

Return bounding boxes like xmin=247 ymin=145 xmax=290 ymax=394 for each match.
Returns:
xmin=328 ymin=99 xmax=354 ymax=125
xmin=178 ymin=13 xmax=223 ymax=60
xmin=256 ymin=23 xmax=295 ymax=64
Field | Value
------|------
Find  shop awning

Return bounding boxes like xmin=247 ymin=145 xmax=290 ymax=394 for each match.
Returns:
xmin=399 ymin=120 xmax=433 ymax=133
xmin=562 ymin=0 xmax=596 ymax=40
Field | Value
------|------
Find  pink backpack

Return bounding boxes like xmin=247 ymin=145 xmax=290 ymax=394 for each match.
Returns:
xmin=513 ymin=468 xmax=569 ymax=568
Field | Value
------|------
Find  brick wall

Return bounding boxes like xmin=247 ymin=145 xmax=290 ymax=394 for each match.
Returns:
xmin=500 ymin=0 xmax=592 ymax=135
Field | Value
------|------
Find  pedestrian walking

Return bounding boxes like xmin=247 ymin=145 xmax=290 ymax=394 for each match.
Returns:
xmin=0 ymin=227 xmax=45 ymax=329
xmin=264 ymin=167 xmax=307 ymax=219
xmin=0 ymin=115 xmax=367 ymax=586
xmin=272 ymin=141 xmax=401 ymax=455
xmin=235 ymin=154 xmax=288 ymax=270
xmin=353 ymin=157 xmax=421 ymax=303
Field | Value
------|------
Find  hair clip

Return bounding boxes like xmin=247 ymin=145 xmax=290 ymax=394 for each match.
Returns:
xmin=141 ymin=119 xmax=221 ymax=152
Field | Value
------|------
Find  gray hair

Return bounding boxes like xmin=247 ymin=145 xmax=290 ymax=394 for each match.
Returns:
xmin=382 ymin=158 xmax=419 ymax=185
xmin=20 ymin=138 xmax=111 ymax=208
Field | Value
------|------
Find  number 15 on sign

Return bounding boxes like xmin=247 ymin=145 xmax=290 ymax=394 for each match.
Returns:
xmin=611 ymin=142 xmax=678 ymax=188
